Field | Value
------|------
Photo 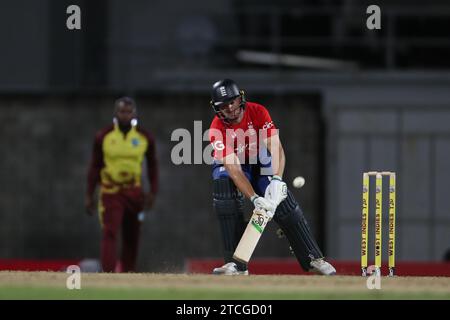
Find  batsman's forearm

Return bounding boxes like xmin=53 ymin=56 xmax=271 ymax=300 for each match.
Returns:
xmin=275 ymin=144 xmax=286 ymax=177
xmin=267 ymin=135 xmax=285 ymax=178
xmin=224 ymin=164 xmax=257 ymax=199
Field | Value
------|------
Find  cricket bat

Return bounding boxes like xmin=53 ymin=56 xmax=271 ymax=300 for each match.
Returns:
xmin=233 ymin=208 xmax=272 ymax=263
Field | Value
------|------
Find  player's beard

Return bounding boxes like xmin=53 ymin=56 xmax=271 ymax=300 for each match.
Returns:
xmin=118 ymin=120 xmax=132 ymax=132
xmin=227 ymin=107 xmax=243 ymax=123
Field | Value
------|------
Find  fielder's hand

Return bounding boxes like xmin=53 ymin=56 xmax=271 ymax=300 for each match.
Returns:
xmin=265 ymin=175 xmax=288 ymax=206
xmin=84 ymin=194 xmax=95 ymax=216
xmin=251 ymin=195 xmax=276 ymax=218
xmin=143 ymin=192 xmax=155 ymax=211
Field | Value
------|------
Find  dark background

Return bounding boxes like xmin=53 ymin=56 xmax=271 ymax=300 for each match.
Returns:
xmin=0 ymin=0 xmax=449 ymax=271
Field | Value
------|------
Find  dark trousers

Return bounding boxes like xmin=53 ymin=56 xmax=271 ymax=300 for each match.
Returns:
xmin=99 ymin=187 xmax=143 ymax=272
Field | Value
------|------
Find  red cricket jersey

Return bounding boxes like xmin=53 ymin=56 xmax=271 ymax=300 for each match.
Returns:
xmin=209 ymin=102 xmax=277 ymax=163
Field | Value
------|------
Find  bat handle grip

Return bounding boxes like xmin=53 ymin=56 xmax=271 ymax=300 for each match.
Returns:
xmin=253 ymin=208 xmax=273 ymax=220
xmin=265 ymin=210 xmax=274 ymax=220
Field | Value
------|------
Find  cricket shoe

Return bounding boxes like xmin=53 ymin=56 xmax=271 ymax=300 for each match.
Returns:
xmin=309 ymin=258 xmax=336 ymax=275
xmin=212 ymin=262 xmax=249 ymax=276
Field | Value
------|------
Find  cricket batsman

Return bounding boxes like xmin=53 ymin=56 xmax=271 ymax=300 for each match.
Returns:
xmin=85 ymin=97 xmax=159 ymax=272
xmin=209 ymin=79 xmax=336 ymax=275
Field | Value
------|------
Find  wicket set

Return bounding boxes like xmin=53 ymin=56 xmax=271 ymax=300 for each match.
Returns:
xmin=361 ymin=171 xmax=396 ymax=277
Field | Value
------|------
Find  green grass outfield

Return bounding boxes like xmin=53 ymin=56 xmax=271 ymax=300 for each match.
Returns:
xmin=0 ymin=272 xmax=449 ymax=300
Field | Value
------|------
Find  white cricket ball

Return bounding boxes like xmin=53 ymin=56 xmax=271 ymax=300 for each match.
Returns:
xmin=292 ymin=176 xmax=305 ymax=188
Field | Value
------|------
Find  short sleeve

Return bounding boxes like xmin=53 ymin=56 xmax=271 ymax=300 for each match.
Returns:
xmin=256 ymin=105 xmax=277 ymax=139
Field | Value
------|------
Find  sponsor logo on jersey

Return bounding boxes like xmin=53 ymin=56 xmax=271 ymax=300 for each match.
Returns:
xmin=262 ymin=121 xmax=274 ymax=129
xmin=213 ymin=140 xmax=225 ymax=151
xmin=131 ymin=138 xmax=140 ymax=146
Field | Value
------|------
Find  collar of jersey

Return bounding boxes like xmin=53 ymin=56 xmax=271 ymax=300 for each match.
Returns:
xmin=113 ymin=122 xmax=137 ymax=135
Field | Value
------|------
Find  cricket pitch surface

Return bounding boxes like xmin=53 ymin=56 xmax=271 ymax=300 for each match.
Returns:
xmin=0 ymin=271 xmax=449 ymax=299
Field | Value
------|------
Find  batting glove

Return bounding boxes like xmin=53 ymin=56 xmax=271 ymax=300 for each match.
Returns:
xmin=265 ymin=175 xmax=288 ymax=206
xmin=251 ymin=195 xmax=276 ymax=218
